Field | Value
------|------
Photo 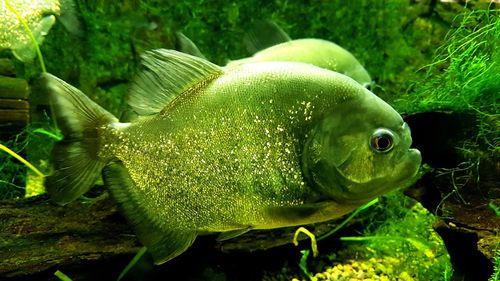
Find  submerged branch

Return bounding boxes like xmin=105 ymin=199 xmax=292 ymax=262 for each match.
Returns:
xmin=0 ymin=194 xmax=140 ymax=279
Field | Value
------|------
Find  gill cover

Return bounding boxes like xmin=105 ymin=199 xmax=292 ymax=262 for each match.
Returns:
xmin=302 ymin=92 xmax=421 ymax=205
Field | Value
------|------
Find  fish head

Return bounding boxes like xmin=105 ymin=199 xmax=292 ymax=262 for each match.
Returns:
xmin=303 ymin=89 xmax=421 ymax=205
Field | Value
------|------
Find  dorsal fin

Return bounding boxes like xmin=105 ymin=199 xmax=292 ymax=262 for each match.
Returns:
xmin=127 ymin=49 xmax=223 ymax=115
xmin=243 ymin=20 xmax=292 ymax=54
xmin=175 ymin=32 xmax=207 ymax=59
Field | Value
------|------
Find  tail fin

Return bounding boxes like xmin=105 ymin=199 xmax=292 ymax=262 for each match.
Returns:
xmin=41 ymin=73 xmax=118 ymax=205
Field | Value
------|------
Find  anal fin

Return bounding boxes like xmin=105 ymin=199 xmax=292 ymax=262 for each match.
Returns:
xmin=103 ymin=161 xmax=197 ymax=264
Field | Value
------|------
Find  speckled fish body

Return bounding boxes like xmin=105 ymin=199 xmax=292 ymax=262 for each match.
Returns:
xmin=104 ymin=63 xmax=361 ymax=231
xmin=44 ymin=50 xmax=420 ymax=264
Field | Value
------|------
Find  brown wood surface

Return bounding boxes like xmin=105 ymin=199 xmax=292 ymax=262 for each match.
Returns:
xmin=0 ymin=99 xmax=29 ymax=110
xmin=0 ymin=192 xmax=339 ymax=279
xmin=0 ymin=194 xmax=141 ymax=279
xmin=0 ymin=109 xmax=29 ymax=124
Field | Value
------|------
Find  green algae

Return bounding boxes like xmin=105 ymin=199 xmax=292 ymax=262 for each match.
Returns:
xmin=492 ymin=249 xmax=500 ymax=281
xmin=0 ymin=132 xmax=28 ymax=199
xmin=287 ymin=192 xmax=452 ymax=281
xmin=395 ymin=9 xmax=500 ymax=114
xmin=54 ymin=270 xmax=73 ymax=281
xmin=339 ymin=192 xmax=452 ymax=280
xmin=395 ymin=9 xmax=499 ymax=219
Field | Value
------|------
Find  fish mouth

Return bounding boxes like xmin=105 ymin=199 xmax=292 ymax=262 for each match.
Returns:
xmin=331 ymin=147 xmax=422 ymax=204
xmin=408 ymin=148 xmax=421 ymax=166
xmin=387 ymin=148 xmax=422 ymax=189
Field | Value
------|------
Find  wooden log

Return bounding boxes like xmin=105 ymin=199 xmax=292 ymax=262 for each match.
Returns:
xmin=0 ymin=109 xmax=29 ymax=125
xmin=0 ymin=192 xmax=343 ymax=279
xmin=0 ymin=99 xmax=29 ymax=110
xmin=0 ymin=99 xmax=29 ymax=133
xmin=0 ymin=76 xmax=29 ymax=99
xmin=0 ymin=194 xmax=141 ymax=279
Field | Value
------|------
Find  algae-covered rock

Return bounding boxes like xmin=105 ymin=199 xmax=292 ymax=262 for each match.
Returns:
xmin=277 ymin=194 xmax=452 ymax=281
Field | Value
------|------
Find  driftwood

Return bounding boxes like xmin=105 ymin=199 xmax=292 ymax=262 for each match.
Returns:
xmin=0 ymin=103 xmax=29 ymax=128
xmin=0 ymin=191 xmax=344 ymax=279
xmin=0 ymin=74 xmax=30 ymax=134
xmin=0 ymin=194 xmax=141 ymax=279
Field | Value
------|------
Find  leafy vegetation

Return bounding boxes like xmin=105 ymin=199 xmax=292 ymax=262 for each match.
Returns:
xmin=491 ymin=249 xmax=500 ymax=281
xmin=0 ymin=132 xmax=28 ymax=199
xmin=339 ymin=192 xmax=452 ymax=280
xmin=392 ymin=9 xmax=499 ymax=225
xmin=395 ymin=9 xmax=499 ymax=165
xmin=0 ymin=0 xmax=58 ymax=199
xmin=397 ymin=9 xmax=499 ymax=114
xmin=287 ymin=192 xmax=452 ymax=281
xmin=296 ymin=192 xmax=452 ymax=280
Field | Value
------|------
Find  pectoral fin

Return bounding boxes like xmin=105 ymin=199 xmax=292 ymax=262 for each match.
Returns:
xmin=216 ymin=227 xmax=252 ymax=241
xmin=103 ymin=161 xmax=197 ymax=264
xmin=266 ymin=201 xmax=358 ymax=226
xmin=145 ymin=229 xmax=197 ymax=264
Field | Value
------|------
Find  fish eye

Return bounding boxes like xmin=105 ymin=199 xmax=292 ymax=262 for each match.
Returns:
xmin=370 ymin=129 xmax=394 ymax=153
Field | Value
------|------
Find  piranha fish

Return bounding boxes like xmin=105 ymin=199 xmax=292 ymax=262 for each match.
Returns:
xmin=43 ymin=49 xmax=421 ymax=264
xmin=177 ymin=20 xmax=373 ymax=88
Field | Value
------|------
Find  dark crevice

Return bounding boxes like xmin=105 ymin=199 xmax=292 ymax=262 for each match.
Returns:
xmin=404 ymin=111 xmax=477 ymax=168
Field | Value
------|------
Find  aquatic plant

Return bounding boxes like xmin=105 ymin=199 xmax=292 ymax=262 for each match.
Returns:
xmin=1 ymin=0 xmax=48 ymax=196
xmin=0 ymin=125 xmax=57 ymax=199
xmin=293 ymin=227 xmax=318 ymax=258
xmin=0 ymin=132 xmax=29 ymax=199
xmin=0 ymin=0 xmax=70 ymax=199
xmin=117 ymin=247 xmax=147 ymax=281
xmin=318 ymin=198 xmax=379 ymax=241
xmin=491 ymin=249 xmax=500 ymax=281
xmin=291 ymin=199 xmax=380 ymax=281
xmin=397 ymin=8 xmax=499 ymax=160
xmin=395 ymin=8 xmax=499 ymax=212
xmin=290 ymin=192 xmax=452 ymax=281
xmin=0 ymin=143 xmax=44 ymax=177
xmin=397 ymin=9 xmax=500 ymax=114
xmin=54 ymin=270 xmax=73 ymax=281
xmin=489 ymin=201 xmax=500 ymax=217
xmin=339 ymin=192 xmax=451 ymax=280
xmin=298 ymin=249 xmax=314 ymax=281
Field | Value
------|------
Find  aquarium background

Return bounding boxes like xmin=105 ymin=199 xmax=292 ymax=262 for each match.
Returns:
xmin=0 ymin=0 xmax=498 ymax=280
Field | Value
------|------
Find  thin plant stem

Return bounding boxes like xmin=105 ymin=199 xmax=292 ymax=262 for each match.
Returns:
xmin=3 ymin=0 xmax=47 ymax=72
xmin=0 ymin=143 xmax=45 ymax=177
